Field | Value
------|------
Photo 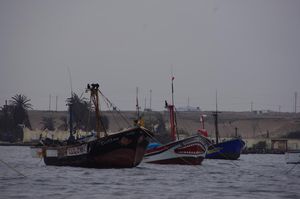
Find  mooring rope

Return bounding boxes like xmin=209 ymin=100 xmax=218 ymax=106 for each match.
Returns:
xmin=140 ymin=127 xmax=162 ymax=145
xmin=285 ymin=163 xmax=299 ymax=174
xmin=0 ymin=158 xmax=26 ymax=178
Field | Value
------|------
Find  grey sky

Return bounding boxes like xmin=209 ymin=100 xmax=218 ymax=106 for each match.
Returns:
xmin=0 ymin=0 xmax=299 ymax=112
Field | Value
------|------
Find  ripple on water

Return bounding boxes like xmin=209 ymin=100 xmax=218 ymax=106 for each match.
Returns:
xmin=0 ymin=146 xmax=300 ymax=199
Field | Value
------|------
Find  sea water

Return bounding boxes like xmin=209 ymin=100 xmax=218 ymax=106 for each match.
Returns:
xmin=0 ymin=146 xmax=299 ymax=199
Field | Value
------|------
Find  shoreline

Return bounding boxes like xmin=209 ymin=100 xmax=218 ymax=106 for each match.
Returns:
xmin=0 ymin=142 xmax=35 ymax=146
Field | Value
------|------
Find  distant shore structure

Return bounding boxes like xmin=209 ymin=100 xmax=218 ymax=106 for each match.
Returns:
xmin=176 ymin=106 xmax=201 ymax=112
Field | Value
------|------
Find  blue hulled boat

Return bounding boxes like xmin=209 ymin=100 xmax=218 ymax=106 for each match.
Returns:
xmin=206 ymin=138 xmax=245 ymax=160
xmin=202 ymin=92 xmax=245 ymax=160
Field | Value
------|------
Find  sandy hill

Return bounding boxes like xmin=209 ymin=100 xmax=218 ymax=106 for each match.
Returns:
xmin=27 ymin=110 xmax=300 ymax=139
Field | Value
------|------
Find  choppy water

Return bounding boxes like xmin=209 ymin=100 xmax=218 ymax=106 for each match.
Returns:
xmin=0 ymin=146 xmax=299 ymax=199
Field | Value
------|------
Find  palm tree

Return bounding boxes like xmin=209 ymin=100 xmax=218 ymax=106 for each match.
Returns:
xmin=10 ymin=94 xmax=32 ymax=129
xmin=41 ymin=116 xmax=55 ymax=131
xmin=0 ymin=104 xmax=15 ymax=141
xmin=68 ymin=93 xmax=90 ymax=130
xmin=11 ymin=94 xmax=32 ymax=109
xmin=67 ymin=92 xmax=109 ymax=131
xmin=58 ymin=116 xmax=68 ymax=131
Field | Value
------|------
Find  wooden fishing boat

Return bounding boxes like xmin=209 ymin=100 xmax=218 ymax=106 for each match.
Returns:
xmin=31 ymin=83 xmax=152 ymax=168
xmin=143 ymin=77 xmax=208 ymax=165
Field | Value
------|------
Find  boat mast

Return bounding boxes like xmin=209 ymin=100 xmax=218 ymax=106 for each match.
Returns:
xmin=87 ymin=83 xmax=107 ymax=138
xmin=67 ymin=99 xmax=75 ymax=142
xmin=201 ymin=115 xmax=205 ymax=129
xmin=149 ymin=89 xmax=153 ymax=131
xmin=213 ymin=91 xmax=220 ymax=144
xmin=67 ymin=68 xmax=75 ymax=142
xmin=166 ymin=76 xmax=178 ymax=141
xmin=136 ymin=87 xmax=140 ymax=119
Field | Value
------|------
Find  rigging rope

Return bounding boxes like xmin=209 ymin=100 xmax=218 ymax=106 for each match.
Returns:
xmin=0 ymin=158 xmax=26 ymax=178
xmin=104 ymin=102 xmax=123 ymax=131
xmin=97 ymin=90 xmax=132 ymax=126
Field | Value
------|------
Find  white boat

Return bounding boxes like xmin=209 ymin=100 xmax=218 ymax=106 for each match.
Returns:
xmin=285 ymin=150 xmax=300 ymax=164
xmin=143 ymin=135 xmax=207 ymax=165
xmin=143 ymin=77 xmax=208 ymax=165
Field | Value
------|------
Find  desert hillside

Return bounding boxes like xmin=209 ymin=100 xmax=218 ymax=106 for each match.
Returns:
xmin=27 ymin=110 xmax=300 ymax=139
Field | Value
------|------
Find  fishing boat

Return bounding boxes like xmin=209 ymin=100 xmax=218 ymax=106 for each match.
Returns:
xmin=206 ymin=138 xmax=245 ymax=160
xmin=143 ymin=77 xmax=208 ymax=165
xmin=31 ymin=83 xmax=152 ymax=168
xmin=285 ymin=150 xmax=300 ymax=164
xmin=201 ymin=94 xmax=245 ymax=160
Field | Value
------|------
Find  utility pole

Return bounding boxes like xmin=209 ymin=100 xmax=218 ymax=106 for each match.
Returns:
xmin=295 ymin=92 xmax=298 ymax=113
xmin=55 ymin=96 xmax=58 ymax=112
xmin=49 ymin=94 xmax=51 ymax=112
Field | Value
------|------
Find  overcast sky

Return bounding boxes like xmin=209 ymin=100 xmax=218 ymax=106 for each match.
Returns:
xmin=0 ymin=0 xmax=299 ymax=112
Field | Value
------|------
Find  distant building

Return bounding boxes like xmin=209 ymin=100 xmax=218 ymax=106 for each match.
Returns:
xmin=176 ymin=106 xmax=201 ymax=112
xmin=252 ymin=110 xmax=273 ymax=115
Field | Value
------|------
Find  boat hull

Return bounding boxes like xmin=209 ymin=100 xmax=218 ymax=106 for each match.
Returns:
xmin=285 ymin=150 xmax=300 ymax=164
xmin=206 ymin=138 xmax=245 ymax=160
xmin=32 ymin=127 xmax=150 ymax=168
xmin=143 ymin=135 xmax=207 ymax=165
